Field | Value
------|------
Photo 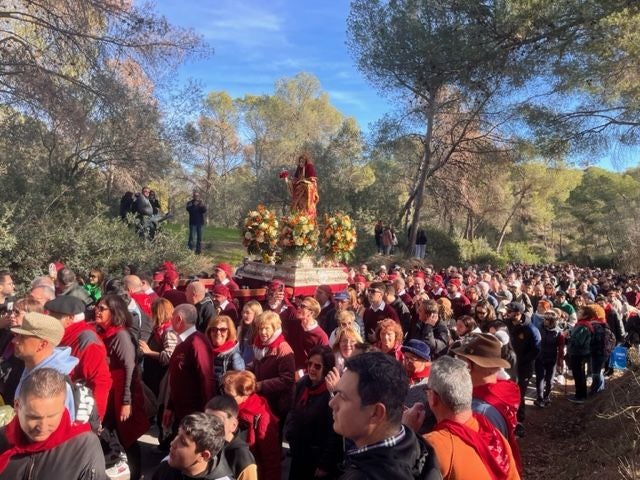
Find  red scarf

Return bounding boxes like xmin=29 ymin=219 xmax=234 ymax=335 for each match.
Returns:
xmin=153 ymin=321 xmax=172 ymax=345
xmin=409 ymin=364 xmax=430 ymax=385
xmin=433 ymin=413 xmax=511 ymax=480
xmin=0 ymin=410 xmax=89 ymax=473
xmin=576 ymin=319 xmax=594 ymax=332
xmin=253 ymin=331 xmax=286 ymax=349
xmin=98 ymin=324 xmax=124 ymax=341
xmin=211 ymin=340 xmax=236 ymax=357
xmin=473 ymin=380 xmax=522 ymax=472
xmin=297 ymin=380 xmax=328 ymax=407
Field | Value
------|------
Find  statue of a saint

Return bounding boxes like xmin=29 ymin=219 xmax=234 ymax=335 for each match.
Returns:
xmin=283 ymin=152 xmax=319 ymax=220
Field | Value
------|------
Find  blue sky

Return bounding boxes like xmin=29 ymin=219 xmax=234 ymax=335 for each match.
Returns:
xmin=152 ymin=0 xmax=392 ymax=133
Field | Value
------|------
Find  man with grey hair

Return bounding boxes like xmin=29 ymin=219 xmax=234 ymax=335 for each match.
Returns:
xmin=404 ymin=356 xmax=520 ymax=479
xmin=29 ymin=284 xmax=56 ymax=307
xmin=185 ymin=280 xmax=216 ymax=333
xmin=162 ymin=304 xmax=215 ymax=439
xmin=0 ymin=368 xmax=106 ymax=479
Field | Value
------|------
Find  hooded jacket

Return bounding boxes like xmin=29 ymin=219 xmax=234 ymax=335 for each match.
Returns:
xmin=340 ymin=426 xmax=441 ymax=480
xmin=15 ymin=347 xmax=78 ymax=420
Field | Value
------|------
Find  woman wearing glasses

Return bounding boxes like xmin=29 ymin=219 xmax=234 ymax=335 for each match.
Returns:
xmin=206 ymin=314 xmax=245 ymax=390
xmin=95 ymin=294 xmax=149 ymax=480
xmin=285 ymin=345 xmax=342 ymax=480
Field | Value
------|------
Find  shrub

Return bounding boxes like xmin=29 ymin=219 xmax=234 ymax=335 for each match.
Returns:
xmin=500 ymin=241 xmax=542 ymax=265
xmin=0 ymin=203 xmax=210 ymax=292
xmin=424 ymin=228 xmax=461 ymax=267
xmin=457 ymin=238 xmax=507 ymax=269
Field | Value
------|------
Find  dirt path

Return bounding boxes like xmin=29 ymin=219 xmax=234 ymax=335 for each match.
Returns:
xmin=520 ymin=369 xmax=639 ymax=479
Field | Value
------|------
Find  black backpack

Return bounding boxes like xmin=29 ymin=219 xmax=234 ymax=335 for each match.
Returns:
xmin=591 ymin=321 xmax=616 ymax=357
xmin=66 ymin=376 xmax=101 ymax=432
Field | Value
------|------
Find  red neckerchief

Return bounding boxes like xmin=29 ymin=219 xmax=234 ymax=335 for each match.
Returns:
xmin=473 ymin=380 xmax=522 ymax=472
xmin=98 ymin=324 xmax=124 ymax=340
xmin=211 ymin=340 xmax=236 ymax=357
xmin=297 ymin=380 xmax=328 ymax=407
xmin=409 ymin=364 xmax=430 ymax=385
xmin=576 ymin=318 xmax=594 ymax=332
xmin=433 ymin=413 xmax=511 ymax=480
xmin=153 ymin=322 xmax=172 ymax=344
xmin=253 ymin=332 xmax=286 ymax=349
xmin=0 ymin=410 xmax=90 ymax=473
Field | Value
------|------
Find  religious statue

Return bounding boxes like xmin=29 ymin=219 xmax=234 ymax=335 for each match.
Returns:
xmin=282 ymin=152 xmax=319 ymax=220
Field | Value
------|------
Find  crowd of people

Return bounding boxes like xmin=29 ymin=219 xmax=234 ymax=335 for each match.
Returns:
xmin=0 ymin=260 xmax=639 ymax=479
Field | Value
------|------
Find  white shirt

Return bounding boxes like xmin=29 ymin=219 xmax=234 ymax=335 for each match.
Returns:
xmin=178 ymin=325 xmax=197 ymax=343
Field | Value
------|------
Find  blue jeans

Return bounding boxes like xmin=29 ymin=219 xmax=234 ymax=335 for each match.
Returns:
xmin=590 ymin=355 xmax=606 ymax=393
xmin=188 ymin=224 xmax=203 ymax=253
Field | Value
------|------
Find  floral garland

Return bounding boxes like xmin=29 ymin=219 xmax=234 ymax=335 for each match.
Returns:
xmin=321 ymin=212 xmax=357 ymax=263
xmin=279 ymin=212 xmax=319 ymax=257
xmin=242 ymin=205 xmax=279 ymax=262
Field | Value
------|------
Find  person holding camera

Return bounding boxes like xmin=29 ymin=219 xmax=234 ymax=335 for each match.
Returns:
xmin=186 ymin=191 xmax=207 ymax=254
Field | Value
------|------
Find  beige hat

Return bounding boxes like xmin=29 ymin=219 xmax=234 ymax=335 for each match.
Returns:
xmin=11 ymin=312 xmax=65 ymax=346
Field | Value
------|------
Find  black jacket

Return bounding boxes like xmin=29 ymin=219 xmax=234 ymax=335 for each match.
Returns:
xmin=509 ymin=317 xmax=541 ymax=369
xmin=152 ymin=454 xmax=234 ymax=480
xmin=0 ymin=429 xmax=107 ymax=480
xmin=340 ymin=426 xmax=441 ymax=480
xmin=186 ymin=200 xmax=207 ymax=226
xmin=408 ymin=320 xmax=450 ymax=359
xmin=195 ymin=295 xmax=217 ymax=333
xmin=285 ymin=377 xmax=342 ymax=478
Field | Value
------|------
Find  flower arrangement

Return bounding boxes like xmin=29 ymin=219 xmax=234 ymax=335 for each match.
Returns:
xmin=242 ymin=205 xmax=279 ymax=262
xmin=279 ymin=212 xmax=319 ymax=257
xmin=321 ymin=212 xmax=357 ymax=263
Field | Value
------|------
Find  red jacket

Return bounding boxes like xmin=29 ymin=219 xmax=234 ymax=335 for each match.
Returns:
xmin=238 ymin=393 xmax=281 ymax=480
xmin=251 ymin=340 xmax=295 ymax=419
xmin=168 ymin=331 xmax=216 ymax=422
xmin=131 ymin=292 xmax=153 ymax=318
xmin=60 ymin=322 xmax=112 ymax=419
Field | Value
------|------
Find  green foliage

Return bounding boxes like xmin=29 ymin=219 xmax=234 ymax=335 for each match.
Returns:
xmin=1 ymin=204 xmax=210 ymax=289
xmin=500 ymin=242 xmax=542 ymax=265
xmin=424 ymin=228 xmax=461 ymax=268
xmin=457 ymin=238 xmax=505 ymax=268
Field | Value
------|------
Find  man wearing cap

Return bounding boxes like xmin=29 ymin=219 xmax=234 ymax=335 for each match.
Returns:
xmin=401 ymin=340 xmax=435 ymax=433
xmin=446 ymin=278 xmax=471 ymax=318
xmin=211 ymin=284 xmax=239 ymax=326
xmin=186 ymin=280 xmax=216 ymax=333
xmin=352 ymin=275 xmax=367 ymax=296
xmin=55 ymin=267 xmax=93 ymax=308
xmin=507 ymin=280 xmax=533 ymax=317
xmin=262 ymin=279 xmax=298 ymax=335
xmin=405 ymin=356 xmax=520 ymax=480
xmin=453 ymin=333 xmax=522 ymax=472
xmin=505 ymin=301 xmax=540 ymax=432
xmin=44 ymin=296 xmax=112 ymax=420
xmin=214 ymin=263 xmax=239 ymax=293
xmin=11 ymin=312 xmax=79 ymax=420
xmin=161 ymin=270 xmax=188 ymax=307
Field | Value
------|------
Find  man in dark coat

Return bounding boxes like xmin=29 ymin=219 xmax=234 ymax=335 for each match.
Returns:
xmin=186 ymin=191 xmax=207 ymax=254
xmin=329 ymin=352 xmax=441 ymax=480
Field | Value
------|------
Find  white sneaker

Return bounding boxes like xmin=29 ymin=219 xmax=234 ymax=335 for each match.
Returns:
xmin=106 ymin=460 xmax=130 ymax=479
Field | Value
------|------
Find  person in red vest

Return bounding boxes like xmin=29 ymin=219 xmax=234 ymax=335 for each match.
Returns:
xmin=452 ymin=333 xmax=522 ymax=474
xmin=44 ymin=296 xmax=112 ymax=421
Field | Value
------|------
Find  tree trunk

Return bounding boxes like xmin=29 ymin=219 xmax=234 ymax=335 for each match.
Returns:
xmin=405 ymin=104 xmax=436 ymax=256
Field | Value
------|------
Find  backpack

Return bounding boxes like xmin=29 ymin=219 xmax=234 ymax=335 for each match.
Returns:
xmin=591 ymin=321 xmax=616 ymax=357
xmin=569 ymin=325 xmax=591 ymax=356
xmin=66 ymin=376 xmax=100 ymax=432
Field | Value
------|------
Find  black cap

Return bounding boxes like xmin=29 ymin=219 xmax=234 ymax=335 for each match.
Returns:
xmin=45 ymin=296 xmax=85 ymax=315
xmin=506 ymin=301 xmax=525 ymax=313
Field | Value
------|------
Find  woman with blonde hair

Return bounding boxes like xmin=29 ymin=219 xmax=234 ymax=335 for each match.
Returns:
xmin=332 ymin=325 xmax=363 ymax=374
xmin=238 ymin=300 xmax=263 ymax=365
xmin=249 ymin=310 xmax=295 ymax=419
xmin=374 ymin=318 xmax=404 ymax=361
xmin=223 ymin=370 xmax=281 ymax=480
xmin=206 ymin=314 xmax=244 ymax=388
